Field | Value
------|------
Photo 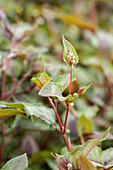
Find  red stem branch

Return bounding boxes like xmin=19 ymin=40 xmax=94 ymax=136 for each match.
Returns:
xmin=62 ymin=63 xmax=73 ymax=151
xmin=64 ymin=102 xmax=69 ymax=134
xmin=64 ymin=63 xmax=73 ymax=134
xmin=52 ymin=124 xmax=70 ymax=151
xmin=62 ymin=134 xmax=70 ymax=151
xmin=0 ymin=58 xmax=10 ymax=76
xmin=47 ymin=63 xmax=73 ymax=151
xmin=48 ymin=97 xmax=63 ymax=131
xmin=6 ymin=83 xmax=36 ymax=97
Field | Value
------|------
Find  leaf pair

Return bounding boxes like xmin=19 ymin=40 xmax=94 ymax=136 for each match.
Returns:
xmin=31 ymin=72 xmax=76 ymax=101
xmin=38 ymin=81 xmax=91 ymax=104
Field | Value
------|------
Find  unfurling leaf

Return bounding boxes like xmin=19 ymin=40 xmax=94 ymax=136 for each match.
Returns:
xmin=74 ymin=83 xmax=92 ymax=97
xmin=31 ymin=72 xmax=53 ymax=89
xmin=62 ymin=35 xmax=79 ymax=67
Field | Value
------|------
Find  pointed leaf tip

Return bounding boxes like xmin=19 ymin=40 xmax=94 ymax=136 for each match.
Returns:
xmin=76 ymin=83 xmax=92 ymax=96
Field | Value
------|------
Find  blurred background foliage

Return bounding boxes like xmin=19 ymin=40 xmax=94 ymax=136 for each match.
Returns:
xmin=0 ymin=0 xmax=113 ymax=169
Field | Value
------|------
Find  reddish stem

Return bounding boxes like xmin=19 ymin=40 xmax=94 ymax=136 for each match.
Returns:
xmin=0 ymin=58 xmax=10 ymax=76
xmin=51 ymin=152 xmax=56 ymax=160
xmin=48 ymin=97 xmax=63 ymax=131
xmin=64 ymin=102 xmax=69 ymax=134
xmin=8 ymin=83 xmax=36 ymax=96
xmin=52 ymin=124 xmax=70 ymax=151
xmin=52 ymin=124 xmax=62 ymax=134
xmin=62 ymin=63 xmax=73 ymax=150
xmin=62 ymin=134 xmax=70 ymax=151
xmin=47 ymin=64 xmax=74 ymax=152
xmin=0 ymin=121 xmax=5 ymax=168
xmin=64 ymin=63 xmax=73 ymax=134
xmin=69 ymin=63 xmax=73 ymax=95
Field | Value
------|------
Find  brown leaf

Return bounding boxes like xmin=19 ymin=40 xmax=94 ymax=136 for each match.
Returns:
xmin=56 ymin=14 xmax=97 ymax=32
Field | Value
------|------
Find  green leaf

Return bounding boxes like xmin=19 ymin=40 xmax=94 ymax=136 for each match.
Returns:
xmin=0 ymin=109 xmax=25 ymax=119
xmin=67 ymin=145 xmax=83 ymax=165
xmin=39 ymin=82 xmax=67 ymax=101
xmin=30 ymin=150 xmax=51 ymax=165
xmin=39 ymin=82 xmax=78 ymax=103
xmin=3 ymin=115 xmax=19 ymax=129
xmin=18 ymin=118 xmax=52 ymax=131
xmin=31 ymin=72 xmax=53 ymax=89
xmin=23 ymin=103 xmax=56 ymax=124
xmin=0 ymin=102 xmax=55 ymax=124
xmin=88 ymin=147 xmax=113 ymax=169
xmin=45 ymin=158 xmax=59 ymax=170
xmin=79 ymin=154 xmax=97 ymax=170
xmin=0 ymin=102 xmax=27 ymax=119
xmin=78 ymin=105 xmax=99 ymax=119
xmin=101 ymin=148 xmax=113 ymax=169
xmin=8 ymin=59 xmax=24 ymax=77
xmin=87 ymin=146 xmax=102 ymax=165
xmin=62 ymin=35 xmax=79 ymax=67
xmin=0 ymin=102 xmax=26 ymax=110
xmin=82 ymin=127 xmax=110 ymax=157
xmin=101 ymin=147 xmax=113 ymax=163
xmin=1 ymin=153 xmax=28 ymax=170
xmin=53 ymin=72 xmax=76 ymax=92
xmin=77 ymin=115 xmax=92 ymax=137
